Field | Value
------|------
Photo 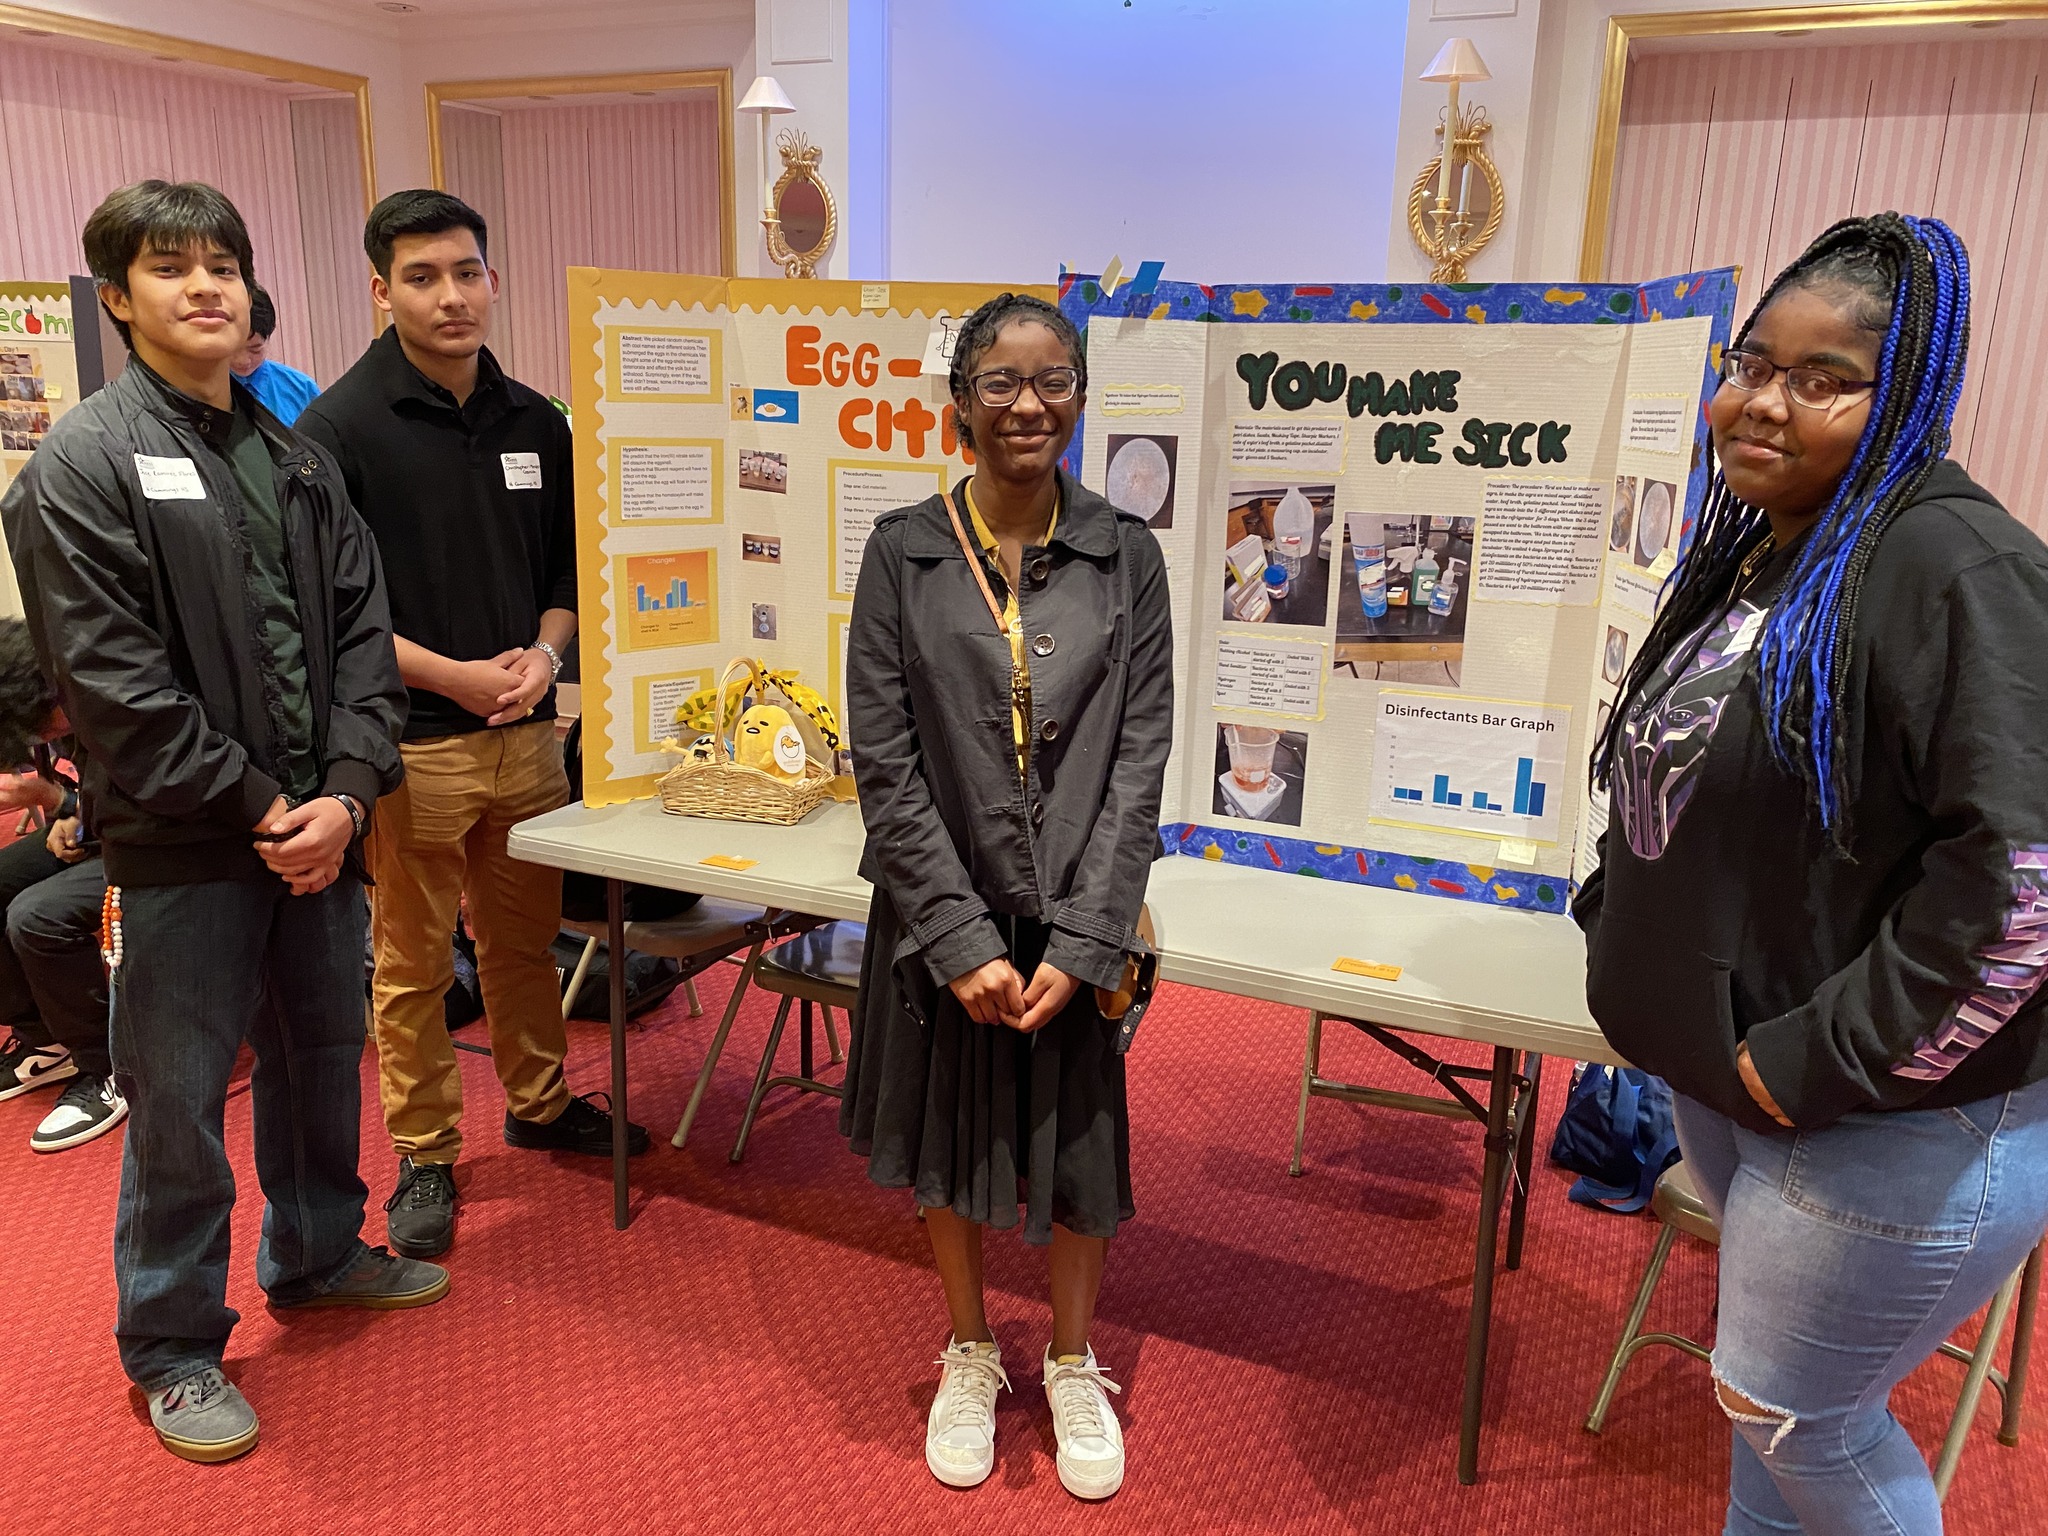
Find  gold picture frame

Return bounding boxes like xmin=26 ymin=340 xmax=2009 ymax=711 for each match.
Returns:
xmin=1580 ymin=2 xmax=2048 ymax=281
xmin=764 ymin=129 xmax=837 ymax=280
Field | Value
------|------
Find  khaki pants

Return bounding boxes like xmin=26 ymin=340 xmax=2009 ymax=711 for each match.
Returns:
xmin=367 ymin=720 xmax=570 ymax=1163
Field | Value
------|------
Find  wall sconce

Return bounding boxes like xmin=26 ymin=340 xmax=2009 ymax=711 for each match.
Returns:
xmin=738 ymin=75 xmax=797 ymax=261
xmin=1407 ymin=38 xmax=1501 ymax=282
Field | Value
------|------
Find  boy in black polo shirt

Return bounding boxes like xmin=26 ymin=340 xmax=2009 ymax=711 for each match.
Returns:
xmin=1 ymin=180 xmax=448 ymax=1463
xmin=299 ymin=191 xmax=644 ymax=1262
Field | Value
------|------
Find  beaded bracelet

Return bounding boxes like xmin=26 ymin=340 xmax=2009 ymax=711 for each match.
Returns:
xmin=99 ymin=885 xmax=123 ymax=973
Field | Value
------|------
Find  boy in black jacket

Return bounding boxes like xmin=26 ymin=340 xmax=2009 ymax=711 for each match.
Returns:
xmin=0 ymin=181 xmax=448 ymax=1464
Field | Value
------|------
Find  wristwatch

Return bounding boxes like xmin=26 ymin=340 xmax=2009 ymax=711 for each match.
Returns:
xmin=328 ymin=792 xmax=367 ymax=840
xmin=530 ymin=639 xmax=565 ymax=680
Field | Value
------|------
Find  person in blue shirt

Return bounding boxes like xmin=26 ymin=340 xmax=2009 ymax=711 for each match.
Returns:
xmin=230 ymin=284 xmax=320 ymax=424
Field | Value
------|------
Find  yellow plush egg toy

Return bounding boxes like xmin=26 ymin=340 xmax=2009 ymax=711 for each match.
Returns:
xmin=735 ymin=703 xmax=807 ymax=783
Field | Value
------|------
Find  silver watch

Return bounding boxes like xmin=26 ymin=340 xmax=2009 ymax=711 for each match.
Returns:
xmin=531 ymin=639 xmax=565 ymax=679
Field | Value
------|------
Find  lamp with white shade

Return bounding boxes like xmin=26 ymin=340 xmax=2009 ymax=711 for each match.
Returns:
xmin=738 ymin=74 xmax=797 ymax=250
xmin=1408 ymin=38 xmax=1501 ymax=282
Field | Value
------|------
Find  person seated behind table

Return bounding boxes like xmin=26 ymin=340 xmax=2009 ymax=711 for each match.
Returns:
xmin=0 ymin=618 xmax=118 ymax=1152
xmin=228 ymin=283 xmax=319 ymax=426
xmin=1579 ymin=213 xmax=2048 ymax=1536
xmin=840 ymin=293 xmax=1174 ymax=1501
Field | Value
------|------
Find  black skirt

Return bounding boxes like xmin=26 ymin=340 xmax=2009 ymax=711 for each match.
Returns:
xmin=838 ymin=888 xmax=1134 ymax=1244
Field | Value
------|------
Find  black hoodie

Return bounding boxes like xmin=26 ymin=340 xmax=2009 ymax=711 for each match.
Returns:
xmin=1575 ymin=461 xmax=2048 ymax=1131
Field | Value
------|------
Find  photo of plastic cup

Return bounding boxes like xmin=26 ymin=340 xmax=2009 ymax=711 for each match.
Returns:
xmin=1224 ymin=724 xmax=1282 ymax=789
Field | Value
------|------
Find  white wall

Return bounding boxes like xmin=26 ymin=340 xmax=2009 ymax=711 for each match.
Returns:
xmin=883 ymin=0 xmax=1408 ymax=286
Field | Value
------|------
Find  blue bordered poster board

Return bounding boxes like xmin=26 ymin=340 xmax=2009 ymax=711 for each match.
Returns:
xmin=1060 ymin=268 xmax=1740 ymax=914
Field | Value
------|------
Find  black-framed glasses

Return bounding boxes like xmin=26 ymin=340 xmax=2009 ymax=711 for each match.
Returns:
xmin=970 ymin=367 xmax=1079 ymax=408
xmin=1720 ymin=348 xmax=1877 ymax=411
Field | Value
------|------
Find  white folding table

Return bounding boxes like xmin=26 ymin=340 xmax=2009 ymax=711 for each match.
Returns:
xmin=509 ymin=797 xmax=1617 ymax=1483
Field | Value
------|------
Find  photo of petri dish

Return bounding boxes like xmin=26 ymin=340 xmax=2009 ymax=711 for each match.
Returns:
xmin=1603 ymin=625 xmax=1628 ymax=684
xmin=1610 ymin=476 xmax=1636 ymax=553
xmin=1636 ymin=479 xmax=1674 ymax=567
xmin=1105 ymin=434 xmax=1175 ymax=525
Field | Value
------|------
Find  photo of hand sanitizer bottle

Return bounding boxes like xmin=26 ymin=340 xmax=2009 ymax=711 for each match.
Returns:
xmin=1428 ymin=557 xmax=1461 ymax=620
xmin=1411 ymin=542 xmax=1440 ymax=608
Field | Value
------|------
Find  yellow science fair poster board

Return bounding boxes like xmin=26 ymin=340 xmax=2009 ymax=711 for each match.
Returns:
xmin=1059 ymin=269 xmax=1737 ymax=914
xmin=0 ymin=283 xmax=82 ymax=620
xmin=569 ymin=272 xmax=1054 ymax=805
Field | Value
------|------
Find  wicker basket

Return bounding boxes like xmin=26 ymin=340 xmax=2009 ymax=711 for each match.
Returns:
xmin=656 ymin=658 xmax=835 ymax=825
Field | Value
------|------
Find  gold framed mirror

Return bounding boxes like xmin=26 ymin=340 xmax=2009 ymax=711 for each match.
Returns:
xmin=765 ymin=129 xmax=836 ymax=278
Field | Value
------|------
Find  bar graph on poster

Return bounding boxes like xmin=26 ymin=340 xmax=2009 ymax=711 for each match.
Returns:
xmin=1368 ymin=691 xmax=1569 ymax=844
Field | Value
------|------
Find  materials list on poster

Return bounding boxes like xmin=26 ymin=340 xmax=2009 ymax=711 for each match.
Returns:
xmin=1213 ymin=632 xmax=1324 ymax=717
xmin=1473 ymin=479 xmax=1606 ymax=605
xmin=1229 ymin=418 xmax=1347 ymax=474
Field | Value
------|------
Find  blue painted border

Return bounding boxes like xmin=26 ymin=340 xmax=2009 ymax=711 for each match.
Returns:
xmin=1157 ymin=823 xmax=1572 ymax=916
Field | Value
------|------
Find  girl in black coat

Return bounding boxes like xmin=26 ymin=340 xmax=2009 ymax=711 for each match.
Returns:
xmin=841 ymin=294 xmax=1172 ymax=1500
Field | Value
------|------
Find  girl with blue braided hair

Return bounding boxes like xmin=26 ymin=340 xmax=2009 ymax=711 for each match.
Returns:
xmin=1578 ymin=213 xmax=2048 ymax=1535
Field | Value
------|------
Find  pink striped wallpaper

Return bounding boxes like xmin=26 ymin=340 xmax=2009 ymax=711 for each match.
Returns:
xmin=0 ymin=37 xmax=370 ymax=385
xmin=443 ymin=97 xmax=722 ymax=402
xmin=1606 ymin=39 xmax=2048 ymax=533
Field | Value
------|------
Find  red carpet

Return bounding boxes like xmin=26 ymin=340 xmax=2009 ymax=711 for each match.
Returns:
xmin=5 ymin=962 xmax=2043 ymax=1533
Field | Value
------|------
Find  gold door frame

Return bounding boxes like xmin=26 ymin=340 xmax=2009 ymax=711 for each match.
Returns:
xmin=0 ymin=3 xmax=376 ymax=215
xmin=1580 ymin=2 xmax=2048 ymax=281
xmin=424 ymin=70 xmax=738 ymax=279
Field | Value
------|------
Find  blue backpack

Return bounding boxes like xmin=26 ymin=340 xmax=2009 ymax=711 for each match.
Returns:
xmin=1549 ymin=1063 xmax=1681 ymax=1214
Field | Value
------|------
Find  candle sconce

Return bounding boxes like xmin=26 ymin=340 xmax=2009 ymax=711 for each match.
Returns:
xmin=1406 ymin=39 xmax=1501 ymax=284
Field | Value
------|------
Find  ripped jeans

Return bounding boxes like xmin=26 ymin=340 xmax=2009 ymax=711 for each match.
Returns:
xmin=1674 ymin=1078 xmax=2048 ymax=1536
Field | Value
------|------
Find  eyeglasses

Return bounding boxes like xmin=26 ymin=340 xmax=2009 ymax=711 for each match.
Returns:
xmin=969 ymin=367 xmax=1079 ymax=409
xmin=1720 ymin=348 xmax=1877 ymax=411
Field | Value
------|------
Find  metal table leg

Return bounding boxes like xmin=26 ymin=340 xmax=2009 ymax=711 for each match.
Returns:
xmin=1458 ymin=1045 xmax=1517 ymax=1484
xmin=1505 ymin=1052 xmax=1543 ymax=1272
xmin=608 ymin=876 xmax=630 ymax=1230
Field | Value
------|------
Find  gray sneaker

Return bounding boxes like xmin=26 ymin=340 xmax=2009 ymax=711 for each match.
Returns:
xmin=148 ymin=1366 xmax=258 ymax=1463
xmin=269 ymin=1244 xmax=450 ymax=1311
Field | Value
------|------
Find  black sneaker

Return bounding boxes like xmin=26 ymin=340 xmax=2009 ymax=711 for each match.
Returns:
xmin=30 ymin=1072 xmax=127 ymax=1152
xmin=0 ymin=1032 xmax=74 ymax=1101
xmin=383 ymin=1158 xmax=458 ymax=1258
xmin=504 ymin=1092 xmax=650 ymax=1157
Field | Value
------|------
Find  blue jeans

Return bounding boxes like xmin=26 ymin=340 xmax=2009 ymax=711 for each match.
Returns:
xmin=111 ymin=876 xmax=371 ymax=1389
xmin=1675 ymin=1079 xmax=2048 ymax=1535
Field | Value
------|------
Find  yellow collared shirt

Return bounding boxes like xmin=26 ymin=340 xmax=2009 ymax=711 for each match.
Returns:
xmin=963 ymin=478 xmax=1059 ymax=788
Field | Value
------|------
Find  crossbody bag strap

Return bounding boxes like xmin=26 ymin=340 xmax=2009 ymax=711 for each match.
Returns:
xmin=942 ymin=487 xmax=1010 ymax=639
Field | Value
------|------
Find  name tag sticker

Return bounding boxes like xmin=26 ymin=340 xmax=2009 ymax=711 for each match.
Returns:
xmin=700 ymin=854 xmax=758 ymax=871
xmin=134 ymin=454 xmax=205 ymax=501
xmin=1726 ymin=608 xmax=1768 ymax=656
xmin=1333 ymin=957 xmax=1403 ymax=982
xmin=501 ymin=451 xmax=543 ymax=490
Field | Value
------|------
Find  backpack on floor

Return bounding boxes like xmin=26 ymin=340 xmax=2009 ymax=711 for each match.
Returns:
xmin=549 ymin=932 xmax=685 ymax=1021
xmin=1548 ymin=1063 xmax=1680 ymax=1214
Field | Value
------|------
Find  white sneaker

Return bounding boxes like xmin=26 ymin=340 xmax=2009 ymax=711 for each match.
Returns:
xmin=31 ymin=1073 xmax=127 ymax=1153
xmin=925 ymin=1338 xmax=1009 ymax=1487
xmin=1043 ymin=1346 xmax=1125 ymax=1499
xmin=0 ymin=1033 xmax=73 ymax=1101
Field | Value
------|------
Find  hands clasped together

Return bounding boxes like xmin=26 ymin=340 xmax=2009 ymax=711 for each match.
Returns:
xmin=949 ymin=957 xmax=1081 ymax=1033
